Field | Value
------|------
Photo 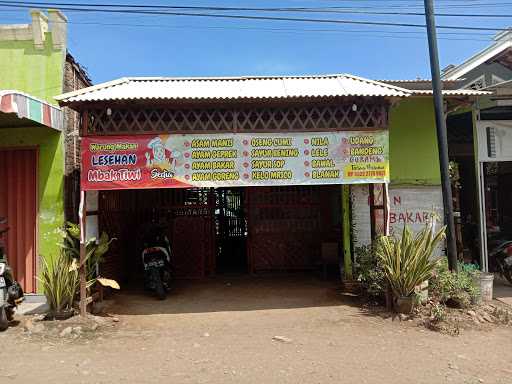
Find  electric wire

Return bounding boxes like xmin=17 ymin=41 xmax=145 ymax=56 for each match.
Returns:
xmin=0 ymin=2 xmax=510 ymax=32
xmin=1 ymin=0 xmax=512 ymax=18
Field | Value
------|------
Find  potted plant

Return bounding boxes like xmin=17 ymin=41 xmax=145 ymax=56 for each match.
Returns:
xmin=376 ymin=221 xmax=445 ymax=314
xmin=38 ymin=253 xmax=79 ymax=320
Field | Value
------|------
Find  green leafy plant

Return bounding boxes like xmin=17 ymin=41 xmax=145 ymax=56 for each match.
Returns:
xmin=461 ymin=262 xmax=480 ymax=275
xmin=38 ymin=253 xmax=79 ymax=315
xmin=430 ymin=302 xmax=447 ymax=323
xmin=355 ymin=244 xmax=386 ymax=298
xmin=429 ymin=259 xmax=479 ymax=308
xmin=449 ymin=161 xmax=461 ymax=190
xmin=376 ymin=221 xmax=445 ymax=299
xmin=60 ymin=222 xmax=117 ymax=287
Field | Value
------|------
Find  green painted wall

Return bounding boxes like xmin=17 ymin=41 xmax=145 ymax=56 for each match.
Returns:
xmin=389 ymin=98 xmax=441 ymax=186
xmin=0 ymin=33 xmax=64 ymax=104
xmin=0 ymin=31 xmax=65 ymax=269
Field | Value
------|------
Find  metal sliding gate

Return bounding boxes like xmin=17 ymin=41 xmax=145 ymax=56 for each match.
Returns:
xmin=247 ymin=186 xmax=341 ymax=273
xmin=215 ymin=188 xmax=247 ymax=273
xmin=97 ymin=185 xmax=342 ymax=280
xmin=99 ymin=188 xmax=216 ymax=281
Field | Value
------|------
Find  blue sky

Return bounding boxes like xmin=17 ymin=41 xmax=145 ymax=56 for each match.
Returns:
xmin=1 ymin=0 xmax=511 ymax=83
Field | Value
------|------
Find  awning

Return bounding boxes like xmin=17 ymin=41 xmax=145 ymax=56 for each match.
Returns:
xmin=0 ymin=90 xmax=63 ymax=131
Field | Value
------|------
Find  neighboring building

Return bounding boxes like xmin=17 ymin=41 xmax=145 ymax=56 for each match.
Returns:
xmin=0 ymin=10 xmax=90 ymax=293
xmin=63 ymin=52 xmax=92 ymax=223
xmin=352 ymin=81 xmax=488 ymax=250
xmin=442 ymin=29 xmax=512 ymax=89
xmin=437 ymin=28 xmax=512 ymax=271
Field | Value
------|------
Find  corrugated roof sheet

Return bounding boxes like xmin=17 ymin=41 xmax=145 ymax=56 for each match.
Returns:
xmin=377 ymin=79 xmax=462 ymax=83
xmin=380 ymin=80 xmax=492 ymax=96
xmin=409 ymin=89 xmax=492 ymax=96
xmin=381 ymin=79 xmax=465 ymax=91
xmin=55 ymin=74 xmax=411 ymax=103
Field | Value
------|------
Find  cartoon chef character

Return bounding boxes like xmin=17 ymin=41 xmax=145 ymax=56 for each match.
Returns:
xmin=145 ymin=137 xmax=171 ymax=170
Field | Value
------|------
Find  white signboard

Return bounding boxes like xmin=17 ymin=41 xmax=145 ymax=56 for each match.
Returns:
xmin=388 ymin=186 xmax=443 ymax=237
xmin=352 ymin=185 xmax=443 ymax=249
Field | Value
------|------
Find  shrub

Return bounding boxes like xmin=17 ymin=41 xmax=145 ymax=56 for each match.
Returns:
xmin=429 ymin=259 xmax=479 ymax=308
xmin=355 ymin=245 xmax=386 ymax=298
xmin=60 ymin=222 xmax=119 ymax=291
xmin=38 ymin=253 xmax=78 ymax=315
xmin=60 ymin=222 xmax=115 ymax=281
xmin=376 ymin=221 xmax=445 ymax=298
xmin=461 ymin=262 xmax=480 ymax=274
xmin=430 ymin=302 xmax=447 ymax=323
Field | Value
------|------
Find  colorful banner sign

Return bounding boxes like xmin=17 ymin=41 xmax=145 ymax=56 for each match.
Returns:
xmin=81 ymin=131 xmax=389 ymax=190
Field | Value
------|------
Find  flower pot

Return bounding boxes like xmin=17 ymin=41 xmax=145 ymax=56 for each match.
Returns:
xmin=49 ymin=309 xmax=74 ymax=321
xmin=395 ymin=296 xmax=414 ymax=314
xmin=415 ymin=280 xmax=429 ymax=304
xmin=473 ymin=273 xmax=494 ymax=302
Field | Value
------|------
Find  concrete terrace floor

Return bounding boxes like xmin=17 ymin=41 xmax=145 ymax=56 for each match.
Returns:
xmin=494 ymin=276 xmax=512 ymax=306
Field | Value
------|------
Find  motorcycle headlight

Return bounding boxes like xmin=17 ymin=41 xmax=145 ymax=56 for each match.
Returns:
xmin=0 ymin=263 xmax=5 ymax=275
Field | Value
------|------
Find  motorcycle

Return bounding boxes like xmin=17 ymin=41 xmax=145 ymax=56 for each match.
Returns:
xmin=488 ymin=234 xmax=512 ymax=285
xmin=141 ymin=223 xmax=173 ymax=300
xmin=0 ymin=217 xmax=24 ymax=331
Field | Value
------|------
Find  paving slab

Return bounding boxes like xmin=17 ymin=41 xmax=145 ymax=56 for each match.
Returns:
xmin=16 ymin=301 xmax=48 ymax=315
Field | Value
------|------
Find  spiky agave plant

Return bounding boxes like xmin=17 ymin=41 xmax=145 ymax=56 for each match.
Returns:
xmin=376 ymin=220 xmax=446 ymax=298
xmin=38 ymin=254 xmax=79 ymax=315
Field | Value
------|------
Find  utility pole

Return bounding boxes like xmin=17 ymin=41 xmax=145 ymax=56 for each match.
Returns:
xmin=424 ymin=0 xmax=458 ymax=272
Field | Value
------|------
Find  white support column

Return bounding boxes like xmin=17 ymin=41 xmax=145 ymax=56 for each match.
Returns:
xmin=85 ymin=190 xmax=99 ymax=242
xmin=78 ymin=190 xmax=87 ymax=316
xmin=477 ymin=162 xmax=489 ymax=272
xmin=472 ymin=104 xmax=488 ymax=272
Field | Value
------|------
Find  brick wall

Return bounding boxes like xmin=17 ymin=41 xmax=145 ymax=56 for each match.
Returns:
xmin=63 ymin=53 xmax=91 ymax=222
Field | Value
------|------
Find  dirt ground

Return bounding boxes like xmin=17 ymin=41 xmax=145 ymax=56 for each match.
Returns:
xmin=1 ymin=275 xmax=512 ymax=384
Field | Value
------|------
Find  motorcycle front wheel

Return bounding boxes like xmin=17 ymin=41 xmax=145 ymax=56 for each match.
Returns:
xmin=151 ymin=268 xmax=166 ymax=300
xmin=503 ymin=268 xmax=512 ymax=285
xmin=0 ymin=307 xmax=8 ymax=331
xmin=6 ymin=307 xmax=14 ymax=322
